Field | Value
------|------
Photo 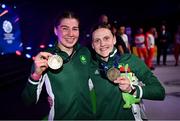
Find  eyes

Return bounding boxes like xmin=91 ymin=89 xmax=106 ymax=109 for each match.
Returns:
xmin=58 ymin=25 xmax=79 ymax=33
xmin=93 ymin=36 xmax=111 ymax=44
xmin=62 ymin=27 xmax=79 ymax=32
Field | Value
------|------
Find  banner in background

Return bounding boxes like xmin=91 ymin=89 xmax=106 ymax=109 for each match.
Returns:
xmin=0 ymin=5 xmax=22 ymax=55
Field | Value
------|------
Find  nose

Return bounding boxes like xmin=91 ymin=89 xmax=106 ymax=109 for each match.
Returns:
xmin=100 ymin=40 xmax=105 ymax=46
xmin=67 ymin=29 xmax=73 ymax=36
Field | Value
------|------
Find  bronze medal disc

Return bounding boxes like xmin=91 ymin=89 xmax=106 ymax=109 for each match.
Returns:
xmin=107 ymin=67 xmax=120 ymax=81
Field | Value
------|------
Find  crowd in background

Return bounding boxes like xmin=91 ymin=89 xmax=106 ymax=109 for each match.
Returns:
xmin=83 ymin=14 xmax=180 ymax=70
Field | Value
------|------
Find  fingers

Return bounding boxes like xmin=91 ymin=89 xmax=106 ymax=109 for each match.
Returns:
xmin=118 ymin=84 xmax=131 ymax=93
xmin=114 ymin=76 xmax=130 ymax=85
xmin=33 ymin=52 xmax=53 ymax=75
xmin=114 ymin=76 xmax=131 ymax=92
xmin=35 ymin=52 xmax=53 ymax=61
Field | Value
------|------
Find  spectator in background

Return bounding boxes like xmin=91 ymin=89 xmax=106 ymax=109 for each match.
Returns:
xmin=111 ymin=24 xmax=117 ymax=35
xmin=174 ymin=25 xmax=180 ymax=66
xmin=98 ymin=14 xmax=111 ymax=28
xmin=126 ymin=26 xmax=133 ymax=52
xmin=111 ymin=23 xmax=126 ymax=54
xmin=146 ymin=27 xmax=156 ymax=70
xmin=116 ymin=25 xmax=130 ymax=54
xmin=134 ymin=27 xmax=148 ymax=64
xmin=157 ymin=24 xmax=171 ymax=66
xmin=151 ymin=27 xmax=158 ymax=45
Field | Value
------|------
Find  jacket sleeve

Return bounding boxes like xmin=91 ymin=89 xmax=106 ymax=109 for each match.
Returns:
xmin=21 ymin=76 xmax=44 ymax=106
xmin=131 ymin=55 xmax=165 ymax=100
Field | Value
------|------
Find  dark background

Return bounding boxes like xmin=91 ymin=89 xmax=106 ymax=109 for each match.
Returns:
xmin=2 ymin=0 xmax=180 ymax=55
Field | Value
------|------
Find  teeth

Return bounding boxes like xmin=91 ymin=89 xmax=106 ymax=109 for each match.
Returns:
xmin=66 ymin=38 xmax=72 ymax=40
xmin=66 ymin=39 xmax=74 ymax=42
xmin=100 ymin=47 xmax=108 ymax=51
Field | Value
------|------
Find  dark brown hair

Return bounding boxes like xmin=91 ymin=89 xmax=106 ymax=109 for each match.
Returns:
xmin=91 ymin=23 xmax=114 ymax=36
xmin=54 ymin=11 xmax=80 ymax=28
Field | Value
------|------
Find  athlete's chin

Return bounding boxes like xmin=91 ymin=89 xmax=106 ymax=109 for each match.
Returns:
xmin=66 ymin=45 xmax=75 ymax=48
xmin=66 ymin=40 xmax=78 ymax=46
xmin=66 ymin=43 xmax=75 ymax=48
xmin=65 ymin=42 xmax=76 ymax=47
xmin=99 ymin=53 xmax=109 ymax=58
xmin=100 ymin=55 xmax=109 ymax=61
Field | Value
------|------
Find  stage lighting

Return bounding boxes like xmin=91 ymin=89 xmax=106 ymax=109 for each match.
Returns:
xmin=86 ymin=34 xmax=90 ymax=38
xmin=1 ymin=52 xmax=4 ymax=55
xmin=25 ymin=53 xmax=31 ymax=59
xmin=1 ymin=4 xmax=6 ymax=9
xmin=15 ymin=50 xmax=22 ymax=56
xmin=26 ymin=46 xmax=32 ymax=50
xmin=40 ymin=44 xmax=45 ymax=49
xmin=48 ymin=44 xmax=53 ymax=47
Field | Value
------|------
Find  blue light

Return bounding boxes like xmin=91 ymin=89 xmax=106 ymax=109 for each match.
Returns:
xmin=19 ymin=42 xmax=23 ymax=47
xmin=1 ymin=52 xmax=4 ymax=55
xmin=48 ymin=44 xmax=53 ymax=47
xmin=86 ymin=34 xmax=90 ymax=38
xmin=25 ymin=53 xmax=31 ymax=58
xmin=26 ymin=46 xmax=32 ymax=50
xmin=1 ymin=4 xmax=6 ymax=9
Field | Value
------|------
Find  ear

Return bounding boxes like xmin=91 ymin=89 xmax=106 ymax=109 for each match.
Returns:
xmin=113 ymin=35 xmax=116 ymax=45
xmin=91 ymin=43 xmax=94 ymax=49
xmin=54 ymin=27 xmax=57 ymax=36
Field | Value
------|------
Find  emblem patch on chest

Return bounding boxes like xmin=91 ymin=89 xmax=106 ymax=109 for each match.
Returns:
xmin=80 ymin=55 xmax=87 ymax=64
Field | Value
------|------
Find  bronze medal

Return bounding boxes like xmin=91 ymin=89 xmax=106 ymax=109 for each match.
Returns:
xmin=107 ymin=67 xmax=120 ymax=81
xmin=48 ymin=55 xmax=63 ymax=70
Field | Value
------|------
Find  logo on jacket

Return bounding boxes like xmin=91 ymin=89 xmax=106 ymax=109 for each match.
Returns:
xmin=94 ymin=69 xmax=100 ymax=75
xmin=80 ymin=55 xmax=87 ymax=64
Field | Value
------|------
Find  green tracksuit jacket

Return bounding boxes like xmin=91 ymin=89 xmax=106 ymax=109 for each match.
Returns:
xmin=22 ymin=44 xmax=94 ymax=120
xmin=90 ymin=48 xmax=165 ymax=120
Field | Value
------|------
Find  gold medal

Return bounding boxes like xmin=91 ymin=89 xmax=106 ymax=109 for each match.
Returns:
xmin=107 ymin=67 xmax=120 ymax=81
xmin=48 ymin=55 xmax=63 ymax=70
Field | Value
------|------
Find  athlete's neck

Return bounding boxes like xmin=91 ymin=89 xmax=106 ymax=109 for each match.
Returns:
xmin=58 ymin=44 xmax=74 ymax=56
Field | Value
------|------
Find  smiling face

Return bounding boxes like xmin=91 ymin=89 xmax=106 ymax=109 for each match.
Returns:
xmin=54 ymin=18 xmax=79 ymax=53
xmin=92 ymin=28 xmax=116 ymax=61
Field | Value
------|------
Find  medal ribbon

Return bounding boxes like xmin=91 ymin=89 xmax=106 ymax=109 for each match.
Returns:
xmin=100 ymin=52 xmax=121 ymax=77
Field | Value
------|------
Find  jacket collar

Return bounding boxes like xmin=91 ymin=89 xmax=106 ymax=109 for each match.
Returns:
xmin=53 ymin=40 xmax=80 ymax=63
xmin=96 ymin=47 xmax=118 ymax=64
